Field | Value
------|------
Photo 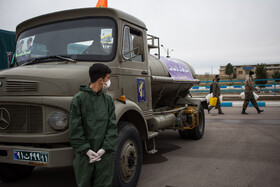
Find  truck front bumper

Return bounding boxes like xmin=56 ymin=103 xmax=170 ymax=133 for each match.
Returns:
xmin=0 ymin=145 xmax=73 ymax=167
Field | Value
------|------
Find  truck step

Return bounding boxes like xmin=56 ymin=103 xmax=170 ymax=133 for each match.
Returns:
xmin=148 ymin=131 xmax=158 ymax=139
xmin=144 ymin=135 xmax=158 ymax=154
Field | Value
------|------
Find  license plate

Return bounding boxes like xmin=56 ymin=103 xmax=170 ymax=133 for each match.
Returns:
xmin=14 ymin=150 xmax=49 ymax=163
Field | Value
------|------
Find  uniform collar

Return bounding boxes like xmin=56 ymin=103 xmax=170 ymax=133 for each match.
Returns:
xmin=80 ymin=84 xmax=103 ymax=96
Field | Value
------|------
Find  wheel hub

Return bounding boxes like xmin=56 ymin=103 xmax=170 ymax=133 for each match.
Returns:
xmin=119 ymin=139 xmax=138 ymax=183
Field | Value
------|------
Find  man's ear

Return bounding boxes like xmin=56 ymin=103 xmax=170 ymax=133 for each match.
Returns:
xmin=98 ymin=77 xmax=103 ymax=83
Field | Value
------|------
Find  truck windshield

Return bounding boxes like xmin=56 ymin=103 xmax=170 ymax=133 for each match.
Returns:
xmin=15 ymin=17 xmax=117 ymax=65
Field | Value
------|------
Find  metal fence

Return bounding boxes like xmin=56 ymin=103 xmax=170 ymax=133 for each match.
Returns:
xmin=190 ymin=79 xmax=280 ymax=95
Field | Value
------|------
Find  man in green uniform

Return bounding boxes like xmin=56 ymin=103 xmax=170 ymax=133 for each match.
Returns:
xmin=242 ymin=71 xmax=264 ymax=114
xmin=69 ymin=63 xmax=118 ymax=187
xmin=208 ymin=75 xmax=224 ymax=114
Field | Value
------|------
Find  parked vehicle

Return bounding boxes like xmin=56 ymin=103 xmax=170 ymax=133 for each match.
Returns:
xmin=0 ymin=8 xmax=207 ymax=186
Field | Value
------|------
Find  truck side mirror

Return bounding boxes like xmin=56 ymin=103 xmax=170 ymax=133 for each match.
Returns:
xmin=122 ymin=36 xmax=144 ymax=61
xmin=133 ymin=36 xmax=144 ymax=56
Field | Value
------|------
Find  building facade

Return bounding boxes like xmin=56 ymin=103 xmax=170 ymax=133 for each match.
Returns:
xmin=219 ymin=63 xmax=280 ymax=79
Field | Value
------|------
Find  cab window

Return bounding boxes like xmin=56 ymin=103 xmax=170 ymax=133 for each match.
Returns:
xmin=122 ymin=26 xmax=143 ymax=62
xmin=15 ymin=17 xmax=117 ymax=64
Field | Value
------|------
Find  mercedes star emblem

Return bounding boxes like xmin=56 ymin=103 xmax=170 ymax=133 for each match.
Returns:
xmin=0 ymin=108 xmax=11 ymax=130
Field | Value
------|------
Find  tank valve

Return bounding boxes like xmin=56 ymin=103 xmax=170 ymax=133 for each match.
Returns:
xmin=175 ymin=110 xmax=187 ymax=127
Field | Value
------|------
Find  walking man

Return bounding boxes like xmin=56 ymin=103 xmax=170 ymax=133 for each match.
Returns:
xmin=208 ymin=75 xmax=224 ymax=114
xmin=209 ymin=79 xmax=215 ymax=94
xmin=242 ymin=71 xmax=264 ymax=114
xmin=69 ymin=63 xmax=118 ymax=187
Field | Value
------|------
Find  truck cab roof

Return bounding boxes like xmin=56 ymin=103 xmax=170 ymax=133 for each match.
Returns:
xmin=16 ymin=7 xmax=147 ymax=36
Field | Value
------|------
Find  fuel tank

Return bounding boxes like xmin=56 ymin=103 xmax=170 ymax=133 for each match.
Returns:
xmin=148 ymin=54 xmax=199 ymax=108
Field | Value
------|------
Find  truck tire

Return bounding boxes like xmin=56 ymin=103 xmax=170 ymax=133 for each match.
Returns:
xmin=114 ymin=121 xmax=142 ymax=187
xmin=0 ymin=163 xmax=34 ymax=181
xmin=179 ymin=107 xmax=205 ymax=140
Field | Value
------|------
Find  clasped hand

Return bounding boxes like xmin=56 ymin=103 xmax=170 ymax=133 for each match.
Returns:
xmin=86 ymin=149 xmax=105 ymax=163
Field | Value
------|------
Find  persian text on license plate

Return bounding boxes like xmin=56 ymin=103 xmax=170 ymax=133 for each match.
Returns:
xmin=14 ymin=150 xmax=49 ymax=163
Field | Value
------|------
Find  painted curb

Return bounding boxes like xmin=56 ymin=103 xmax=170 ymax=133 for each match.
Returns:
xmin=220 ymin=101 xmax=280 ymax=107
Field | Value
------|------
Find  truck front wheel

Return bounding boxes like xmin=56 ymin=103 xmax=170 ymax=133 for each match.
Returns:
xmin=179 ymin=107 xmax=205 ymax=140
xmin=114 ymin=121 xmax=142 ymax=187
xmin=0 ymin=163 xmax=34 ymax=181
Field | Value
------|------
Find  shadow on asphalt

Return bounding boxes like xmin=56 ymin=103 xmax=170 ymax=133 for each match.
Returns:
xmin=143 ymin=131 xmax=182 ymax=165
xmin=143 ymin=142 xmax=181 ymax=165
xmin=0 ymin=166 xmax=76 ymax=187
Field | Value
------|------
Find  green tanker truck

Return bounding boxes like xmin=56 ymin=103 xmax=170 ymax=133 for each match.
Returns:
xmin=0 ymin=8 xmax=207 ymax=186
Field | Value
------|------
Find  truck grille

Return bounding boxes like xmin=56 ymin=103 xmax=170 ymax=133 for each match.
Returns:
xmin=6 ymin=80 xmax=39 ymax=92
xmin=0 ymin=105 xmax=43 ymax=133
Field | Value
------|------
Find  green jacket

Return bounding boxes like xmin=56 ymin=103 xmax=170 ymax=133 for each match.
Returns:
xmin=69 ymin=85 xmax=117 ymax=154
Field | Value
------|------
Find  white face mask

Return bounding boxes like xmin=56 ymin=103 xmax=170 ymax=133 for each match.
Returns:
xmin=252 ymin=75 xmax=255 ymax=79
xmin=102 ymin=79 xmax=111 ymax=90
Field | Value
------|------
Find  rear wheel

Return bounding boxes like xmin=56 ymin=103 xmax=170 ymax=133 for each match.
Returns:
xmin=114 ymin=121 xmax=142 ymax=187
xmin=179 ymin=107 xmax=205 ymax=140
xmin=0 ymin=163 xmax=34 ymax=181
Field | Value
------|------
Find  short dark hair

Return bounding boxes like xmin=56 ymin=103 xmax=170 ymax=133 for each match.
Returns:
xmin=215 ymin=75 xmax=219 ymax=78
xmin=89 ymin=63 xmax=111 ymax=83
xmin=249 ymin=71 xmax=254 ymax=76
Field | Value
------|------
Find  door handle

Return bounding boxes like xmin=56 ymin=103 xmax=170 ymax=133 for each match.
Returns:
xmin=141 ymin=71 xmax=148 ymax=75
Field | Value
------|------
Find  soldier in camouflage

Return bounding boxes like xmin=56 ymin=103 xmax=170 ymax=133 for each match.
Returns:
xmin=242 ymin=71 xmax=264 ymax=114
xmin=208 ymin=75 xmax=224 ymax=114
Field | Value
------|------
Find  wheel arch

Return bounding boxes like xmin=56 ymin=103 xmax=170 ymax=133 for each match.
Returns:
xmin=114 ymin=100 xmax=148 ymax=140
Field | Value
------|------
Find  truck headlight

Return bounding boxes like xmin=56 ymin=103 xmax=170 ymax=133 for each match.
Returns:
xmin=48 ymin=111 xmax=68 ymax=130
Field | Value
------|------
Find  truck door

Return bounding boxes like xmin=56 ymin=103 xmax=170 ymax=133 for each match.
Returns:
xmin=120 ymin=25 xmax=152 ymax=111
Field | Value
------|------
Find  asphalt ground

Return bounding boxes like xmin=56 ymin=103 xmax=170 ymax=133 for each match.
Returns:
xmin=138 ymin=107 xmax=280 ymax=187
xmin=1 ymin=107 xmax=280 ymax=187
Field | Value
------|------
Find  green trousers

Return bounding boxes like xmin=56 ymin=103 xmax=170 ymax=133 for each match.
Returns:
xmin=73 ymin=152 xmax=114 ymax=187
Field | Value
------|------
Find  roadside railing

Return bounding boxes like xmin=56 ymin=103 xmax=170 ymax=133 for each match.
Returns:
xmin=190 ymin=78 xmax=280 ymax=95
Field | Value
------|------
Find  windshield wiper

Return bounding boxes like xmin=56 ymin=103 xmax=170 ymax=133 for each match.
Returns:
xmin=21 ymin=55 xmax=76 ymax=66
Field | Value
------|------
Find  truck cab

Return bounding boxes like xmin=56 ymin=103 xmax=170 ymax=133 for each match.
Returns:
xmin=0 ymin=8 xmax=207 ymax=186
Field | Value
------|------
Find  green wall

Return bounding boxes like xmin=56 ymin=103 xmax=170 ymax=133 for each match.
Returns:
xmin=0 ymin=29 xmax=16 ymax=69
